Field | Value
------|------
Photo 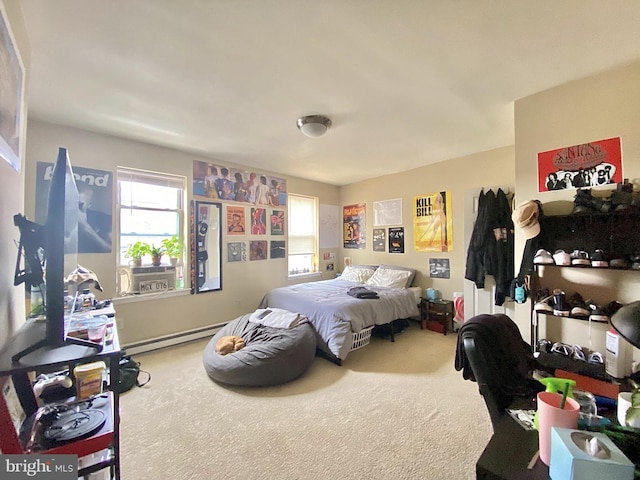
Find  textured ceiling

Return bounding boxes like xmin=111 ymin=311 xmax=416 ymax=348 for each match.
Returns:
xmin=18 ymin=1 xmax=640 ymax=185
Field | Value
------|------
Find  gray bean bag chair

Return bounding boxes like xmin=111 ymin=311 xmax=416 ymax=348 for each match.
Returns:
xmin=203 ymin=313 xmax=317 ymax=387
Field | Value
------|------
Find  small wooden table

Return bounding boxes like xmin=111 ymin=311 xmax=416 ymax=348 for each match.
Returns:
xmin=420 ymin=298 xmax=453 ymax=335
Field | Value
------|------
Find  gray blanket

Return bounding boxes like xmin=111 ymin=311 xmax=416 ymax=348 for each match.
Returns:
xmin=260 ymin=279 xmax=419 ymax=361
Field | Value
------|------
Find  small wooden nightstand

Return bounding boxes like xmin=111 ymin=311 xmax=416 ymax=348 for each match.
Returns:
xmin=420 ymin=298 xmax=454 ymax=335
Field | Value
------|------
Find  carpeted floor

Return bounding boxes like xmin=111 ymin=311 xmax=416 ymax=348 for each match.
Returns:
xmin=119 ymin=323 xmax=492 ymax=479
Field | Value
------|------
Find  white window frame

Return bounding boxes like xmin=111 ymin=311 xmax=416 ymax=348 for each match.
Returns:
xmin=287 ymin=194 xmax=319 ymax=276
xmin=116 ymin=167 xmax=186 ymax=268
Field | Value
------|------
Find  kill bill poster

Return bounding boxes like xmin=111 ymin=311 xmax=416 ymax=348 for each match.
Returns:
xmin=413 ymin=192 xmax=453 ymax=252
xmin=343 ymin=203 xmax=365 ymax=249
xmin=537 ymin=137 xmax=622 ymax=192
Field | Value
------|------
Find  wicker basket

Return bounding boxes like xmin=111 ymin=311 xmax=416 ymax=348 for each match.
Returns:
xmin=350 ymin=326 xmax=374 ymax=351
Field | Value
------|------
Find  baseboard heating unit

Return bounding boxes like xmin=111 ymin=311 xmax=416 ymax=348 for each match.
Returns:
xmin=123 ymin=323 xmax=226 ymax=355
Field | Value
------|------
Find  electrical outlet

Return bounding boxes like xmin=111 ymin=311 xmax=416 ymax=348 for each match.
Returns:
xmin=117 ymin=317 xmax=125 ymax=331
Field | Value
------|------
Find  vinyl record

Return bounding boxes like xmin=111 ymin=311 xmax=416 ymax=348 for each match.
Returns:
xmin=43 ymin=409 xmax=106 ymax=444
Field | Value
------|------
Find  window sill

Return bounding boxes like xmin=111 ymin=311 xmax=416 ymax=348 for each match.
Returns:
xmin=112 ymin=288 xmax=191 ymax=305
xmin=287 ymin=272 xmax=322 ymax=281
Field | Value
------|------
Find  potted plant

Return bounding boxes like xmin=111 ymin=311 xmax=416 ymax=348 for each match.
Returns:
xmin=625 ymin=379 xmax=640 ymax=428
xmin=149 ymin=244 xmax=166 ymax=267
xmin=125 ymin=241 xmax=150 ymax=267
xmin=161 ymin=236 xmax=184 ymax=266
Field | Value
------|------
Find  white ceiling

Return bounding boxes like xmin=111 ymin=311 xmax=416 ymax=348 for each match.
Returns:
xmin=18 ymin=1 xmax=640 ymax=186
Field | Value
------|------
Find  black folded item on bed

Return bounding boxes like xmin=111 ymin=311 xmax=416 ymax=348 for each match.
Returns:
xmin=347 ymin=286 xmax=379 ymax=299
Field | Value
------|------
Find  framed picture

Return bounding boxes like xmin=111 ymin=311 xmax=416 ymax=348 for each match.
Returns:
xmin=429 ymin=258 xmax=450 ymax=279
xmin=0 ymin=5 xmax=25 ymax=172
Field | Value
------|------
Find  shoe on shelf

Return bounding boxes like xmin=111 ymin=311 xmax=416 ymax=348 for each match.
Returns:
xmin=534 ymin=294 xmax=554 ymax=313
xmin=534 ymin=249 xmax=555 ymax=265
xmin=585 ymin=299 xmax=609 ymax=322
xmin=606 ymin=301 xmax=624 ymax=318
xmin=587 ymin=351 xmax=604 ymax=364
xmin=570 ymin=250 xmax=590 ymax=266
xmin=552 ymin=250 xmax=572 ymax=266
xmin=552 ymin=289 xmax=570 ymax=317
xmin=568 ymin=292 xmax=589 ymax=318
xmin=590 ymin=249 xmax=609 ymax=268
xmin=610 ymin=257 xmax=631 ymax=269
xmin=572 ymin=345 xmax=586 ymax=362
xmin=537 ymin=338 xmax=552 ymax=353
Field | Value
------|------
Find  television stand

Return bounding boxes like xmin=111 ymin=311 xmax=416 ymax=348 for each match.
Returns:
xmin=4 ymin=319 xmax=103 ymax=366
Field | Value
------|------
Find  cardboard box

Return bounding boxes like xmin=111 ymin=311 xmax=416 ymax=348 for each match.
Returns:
xmin=549 ymin=427 xmax=634 ymax=480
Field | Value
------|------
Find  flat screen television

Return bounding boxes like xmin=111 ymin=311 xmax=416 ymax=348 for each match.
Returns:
xmin=11 ymin=147 xmax=102 ymax=363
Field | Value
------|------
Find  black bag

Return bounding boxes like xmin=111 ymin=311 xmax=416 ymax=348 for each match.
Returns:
xmin=113 ymin=355 xmax=150 ymax=393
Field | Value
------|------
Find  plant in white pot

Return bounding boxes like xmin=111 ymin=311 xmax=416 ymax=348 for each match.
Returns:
xmin=161 ymin=236 xmax=184 ymax=266
xmin=625 ymin=380 xmax=640 ymax=428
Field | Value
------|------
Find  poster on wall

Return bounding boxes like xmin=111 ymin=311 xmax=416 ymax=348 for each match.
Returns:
xmin=250 ymin=240 xmax=268 ymax=260
xmin=270 ymin=210 xmax=285 ymax=235
xmin=226 ymin=206 xmax=245 ymax=235
xmin=250 ymin=207 xmax=267 ymax=235
xmin=373 ymin=198 xmax=402 ymax=226
xmin=319 ymin=203 xmax=340 ymax=248
xmin=373 ymin=228 xmax=386 ymax=252
xmin=343 ymin=203 xmax=366 ymax=249
xmin=36 ymin=162 xmax=113 ymax=253
xmin=388 ymin=227 xmax=404 ymax=254
xmin=270 ymin=240 xmax=286 ymax=259
xmin=0 ymin=6 xmax=25 ymax=173
xmin=429 ymin=258 xmax=450 ymax=279
xmin=537 ymin=137 xmax=622 ymax=192
xmin=413 ymin=191 xmax=453 ymax=252
xmin=227 ymin=241 xmax=246 ymax=262
xmin=192 ymin=159 xmax=287 ymax=206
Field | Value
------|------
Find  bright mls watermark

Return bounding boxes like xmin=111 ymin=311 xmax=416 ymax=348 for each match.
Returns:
xmin=1 ymin=455 xmax=77 ymax=479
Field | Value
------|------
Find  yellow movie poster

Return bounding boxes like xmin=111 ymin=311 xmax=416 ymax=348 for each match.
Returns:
xmin=413 ymin=192 xmax=453 ymax=252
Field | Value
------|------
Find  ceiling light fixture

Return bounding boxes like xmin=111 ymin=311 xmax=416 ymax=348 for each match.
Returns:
xmin=296 ymin=115 xmax=332 ymax=138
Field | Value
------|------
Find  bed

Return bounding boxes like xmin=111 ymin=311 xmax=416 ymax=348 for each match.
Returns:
xmin=258 ymin=264 xmax=421 ymax=363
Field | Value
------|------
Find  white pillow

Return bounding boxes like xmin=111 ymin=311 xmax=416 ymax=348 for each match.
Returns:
xmin=365 ymin=268 xmax=412 ymax=289
xmin=339 ymin=266 xmax=375 ymax=283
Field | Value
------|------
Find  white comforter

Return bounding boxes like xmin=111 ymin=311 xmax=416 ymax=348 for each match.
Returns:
xmin=259 ymin=279 xmax=419 ymax=361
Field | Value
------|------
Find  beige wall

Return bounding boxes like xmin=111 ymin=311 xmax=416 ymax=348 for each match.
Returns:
xmin=0 ymin=0 xmax=28 ymax=347
xmin=2 ymin=8 xmax=639 ymax=363
xmin=24 ymin=120 xmax=340 ymax=345
xmin=339 ymin=147 xmax=515 ymax=301
xmin=514 ymin=61 xmax=640 ymax=358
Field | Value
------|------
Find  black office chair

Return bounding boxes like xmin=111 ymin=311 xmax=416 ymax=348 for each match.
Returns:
xmin=455 ymin=313 xmax=544 ymax=431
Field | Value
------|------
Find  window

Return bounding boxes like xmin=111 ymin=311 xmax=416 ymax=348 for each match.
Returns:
xmin=288 ymin=194 xmax=318 ymax=275
xmin=117 ymin=168 xmax=186 ymax=266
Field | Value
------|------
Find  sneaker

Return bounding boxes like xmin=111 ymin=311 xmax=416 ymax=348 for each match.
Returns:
xmin=590 ymin=249 xmax=609 ymax=268
xmin=570 ymin=250 xmax=590 ymax=266
xmin=552 ymin=289 xmax=570 ymax=316
xmin=587 ymin=351 xmax=604 ymax=364
xmin=534 ymin=249 xmax=554 ymax=265
xmin=606 ymin=301 xmax=624 ymax=318
xmin=585 ymin=299 xmax=609 ymax=322
xmin=568 ymin=292 xmax=589 ymax=318
xmin=610 ymin=257 xmax=630 ymax=269
xmin=534 ymin=294 xmax=554 ymax=313
xmin=572 ymin=345 xmax=586 ymax=362
xmin=551 ymin=342 xmax=573 ymax=356
xmin=553 ymin=250 xmax=572 ymax=266
xmin=537 ymin=338 xmax=552 ymax=353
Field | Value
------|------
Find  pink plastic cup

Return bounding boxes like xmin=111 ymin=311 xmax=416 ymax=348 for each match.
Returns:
xmin=537 ymin=391 xmax=580 ymax=466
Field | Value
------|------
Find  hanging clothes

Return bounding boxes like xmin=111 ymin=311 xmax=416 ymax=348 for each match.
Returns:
xmin=492 ymin=188 xmax=514 ymax=306
xmin=465 ymin=188 xmax=515 ymax=306
xmin=464 ymin=189 xmax=495 ymax=288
